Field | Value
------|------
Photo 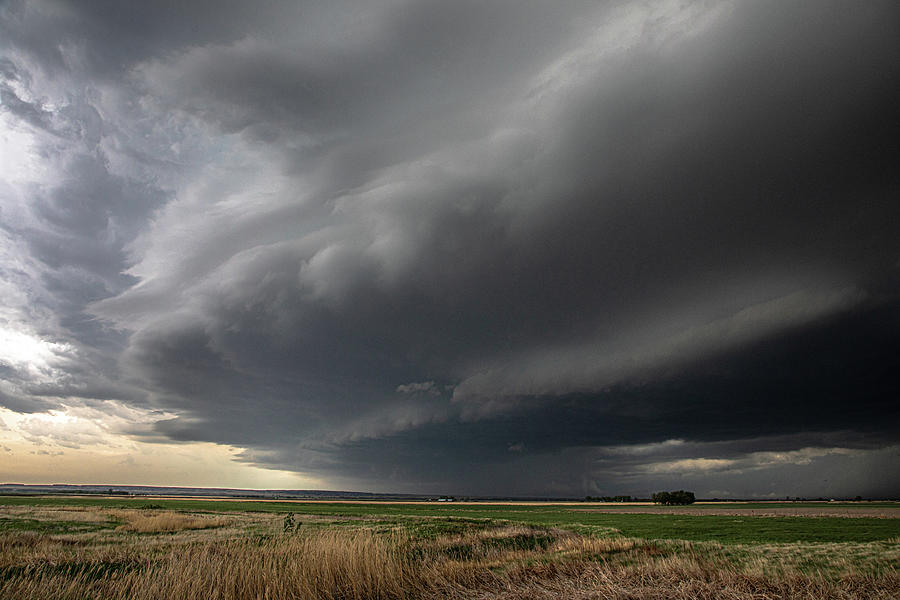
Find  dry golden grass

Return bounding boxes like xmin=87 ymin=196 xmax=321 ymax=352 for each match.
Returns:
xmin=0 ymin=506 xmax=113 ymax=523
xmin=0 ymin=510 xmax=897 ymax=600
xmin=1 ymin=529 xmax=447 ymax=600
xmin=467 ymin=562 xmax=900 ymax=599
xmin=112 ymin=510 xmax=229 ymax=533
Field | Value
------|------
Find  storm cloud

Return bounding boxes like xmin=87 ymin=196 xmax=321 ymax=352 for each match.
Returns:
xmin=1 ymin=0 xmax=898 ymax=497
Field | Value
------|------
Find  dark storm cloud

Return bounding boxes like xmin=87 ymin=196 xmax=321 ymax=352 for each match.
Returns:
xmin=2 ymin=0 xmax=899 ymax=495
xmin=230 ymin=300 xmax=900 ymax=496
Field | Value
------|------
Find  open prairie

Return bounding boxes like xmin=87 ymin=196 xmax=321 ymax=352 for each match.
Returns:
xmin=570 ymin=503 xmax=900 ymax=518
xmin=0 ymin=496 xmax=897 ymax=599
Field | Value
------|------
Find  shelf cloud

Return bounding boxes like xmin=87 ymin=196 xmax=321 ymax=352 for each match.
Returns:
xmin=1 ymin=0 xmax=898 ymax=496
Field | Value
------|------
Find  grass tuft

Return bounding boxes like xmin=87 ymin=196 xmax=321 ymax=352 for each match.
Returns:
xmin=113 ymin=511 xmax=229 ymax=533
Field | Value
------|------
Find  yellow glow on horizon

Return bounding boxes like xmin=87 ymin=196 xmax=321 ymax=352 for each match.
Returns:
xmin=0 ymin=407 xmax=325 ymax=490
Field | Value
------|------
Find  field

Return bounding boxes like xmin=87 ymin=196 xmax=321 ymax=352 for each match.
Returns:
xmin=0 ymin=496 xmax=897 ymax=599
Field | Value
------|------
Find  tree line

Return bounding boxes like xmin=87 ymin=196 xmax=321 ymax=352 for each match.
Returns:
xmin=651 ymin=490 xmax=695 ymax=505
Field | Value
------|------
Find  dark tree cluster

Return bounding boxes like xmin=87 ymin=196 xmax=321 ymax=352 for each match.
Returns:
xmin=652 ymin=490 xmax=695 ymax=505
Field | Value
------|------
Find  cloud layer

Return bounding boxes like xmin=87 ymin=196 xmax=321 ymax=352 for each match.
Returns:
xmin=1 ymin=0 xmax=899 ymax=496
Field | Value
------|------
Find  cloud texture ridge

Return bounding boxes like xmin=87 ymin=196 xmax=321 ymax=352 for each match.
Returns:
xmin=1 ymin=0 xmax=898 ymax=496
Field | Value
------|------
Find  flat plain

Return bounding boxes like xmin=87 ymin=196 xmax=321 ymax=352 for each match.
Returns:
xmin=0 ymin=496 xmax=897 ymax=599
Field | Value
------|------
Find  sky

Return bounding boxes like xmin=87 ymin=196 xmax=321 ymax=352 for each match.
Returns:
xmin=0 ymin=0 xmax=898 ymax=498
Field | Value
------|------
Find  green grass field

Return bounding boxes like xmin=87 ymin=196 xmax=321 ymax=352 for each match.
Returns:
xmin=1 ymin=496 xmax=897 ymax=543
xmin=0 ymin=496 xmax=897 ymax=599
